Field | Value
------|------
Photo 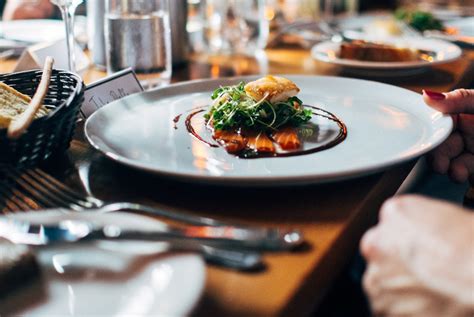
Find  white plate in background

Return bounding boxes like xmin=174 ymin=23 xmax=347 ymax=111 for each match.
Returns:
xmin=85 ymin=75 xmax=453 ymax=185
xmin=446 ymin=17 xmax=474 ymax=37
xmin=311 ymin=37 xmax=461 ymax=70
xmin=0 ymin=18 xmax=87 ymax=44
xmin=336 ymin=14 xmax=473 ymax=47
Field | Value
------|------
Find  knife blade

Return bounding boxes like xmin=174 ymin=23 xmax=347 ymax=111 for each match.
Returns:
xmin=0 ymin=215 xmax=264 ymax=270
xmin=0 ymin=210 xmax=303 ymax=250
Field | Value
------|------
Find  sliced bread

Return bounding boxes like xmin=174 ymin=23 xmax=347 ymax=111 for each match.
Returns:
xmin=0 ymin=82 xmax=49 ymax=129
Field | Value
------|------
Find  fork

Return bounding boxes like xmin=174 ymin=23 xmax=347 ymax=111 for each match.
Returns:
xmin=0 ymin=168 xmax=303 ymax=251
xmin=0 ymin=168 xmax=267 ymax=270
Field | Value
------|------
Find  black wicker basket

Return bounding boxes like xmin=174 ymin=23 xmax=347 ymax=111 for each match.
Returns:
xmin=0 ymin=69 xmax=84 ymax=167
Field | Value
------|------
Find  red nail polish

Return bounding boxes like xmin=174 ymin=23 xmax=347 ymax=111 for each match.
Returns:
xmin=423 ymin=90 xmax=446 ymax=100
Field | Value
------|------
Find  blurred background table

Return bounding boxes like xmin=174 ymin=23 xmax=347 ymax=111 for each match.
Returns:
xmin=1 ymin=46 xmax=473 ymax=316
xmin=4 ymin=47 xmax=472 ymax=91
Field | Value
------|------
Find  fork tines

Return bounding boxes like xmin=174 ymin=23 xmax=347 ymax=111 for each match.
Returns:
xmin=0 ymin=167 xmax=95 ymax=214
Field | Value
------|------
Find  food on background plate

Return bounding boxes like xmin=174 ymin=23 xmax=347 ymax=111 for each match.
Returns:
xmin=365 ymin=10 xmax=458 ymax=39
xmin=394 ymin=9 xmax=446 ymax=33
xmin=364 ymin=18 xmax=404 ymax=37
xmin=0 ymin=82 xmax=49 ymax=129
xmin=339 ymin=40 xmax=422 ymax=62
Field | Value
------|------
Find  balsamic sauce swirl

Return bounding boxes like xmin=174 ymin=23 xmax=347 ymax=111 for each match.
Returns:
xmin=173 ymin=105 xmax=347 ymax=159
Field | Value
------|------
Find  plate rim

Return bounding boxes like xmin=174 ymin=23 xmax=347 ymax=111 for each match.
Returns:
xmin=85 ymin=74 xmax=453 ymax=186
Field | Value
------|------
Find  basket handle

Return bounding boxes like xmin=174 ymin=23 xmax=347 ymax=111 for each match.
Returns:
xmin=7 ymin=57 xmax=54 ymax=140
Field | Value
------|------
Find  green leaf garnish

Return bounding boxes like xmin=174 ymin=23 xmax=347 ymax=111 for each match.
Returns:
xmin=206 ymin=82 xmax=312 ymax=132
xmin=394 ymin=9 xmax=444 ymax=32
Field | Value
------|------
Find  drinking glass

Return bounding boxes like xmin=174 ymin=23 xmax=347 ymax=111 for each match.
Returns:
xmin=330 ymin=0 xmax=359 ymax=17
xmin=201 ymin=0 xmax=269 ymax=55
xmin=105 ymin=0 xmax=172 ymax=89
xmin=50 ymin=0 xmax=83 ymax=72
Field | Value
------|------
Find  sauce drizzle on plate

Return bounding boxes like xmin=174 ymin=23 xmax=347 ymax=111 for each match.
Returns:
xmin=174 ymin=105 xmax=347 ymax=159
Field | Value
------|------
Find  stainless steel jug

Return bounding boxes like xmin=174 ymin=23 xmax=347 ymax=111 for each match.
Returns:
xmin=87 ymin=0 xmax=188 ymax=68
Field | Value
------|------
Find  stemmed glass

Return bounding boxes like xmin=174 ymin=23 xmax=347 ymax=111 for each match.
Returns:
xmin=50 ymin=0 xmax=83 ymax=72
xmin=323 ymin=0 xmax=334 ymax=21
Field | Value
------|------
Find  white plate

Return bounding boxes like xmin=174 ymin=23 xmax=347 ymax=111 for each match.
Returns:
xmin=423 ymin=18 xmax=474 ymax=49
xmin=338 ymin=14 xmax=474 ymax=35
xmin=337 ymin=14 xmax=474 ymax=47
xmin=446 ymin=17 xmax=474 ymax=37
xmin=337 ymin=14 xmax=390 ymax=32
xmin=0 ymin=18 xmax=86 ymax=44
xmin=311 ymin=37 xmax=462 ymax=71
xmin=0 ymin=211 xmax=206 ymax=316
xmin=429 ymin=6 xmax=474 ymax=20
xmin=85 ymin=75 xmax=453 ymax=186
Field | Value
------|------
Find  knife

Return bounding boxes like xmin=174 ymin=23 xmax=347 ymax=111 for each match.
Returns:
xmin=0 ymin=210 xmax=303 ymax=251
xmin=0 ymin=216 xmax=265 ymax=271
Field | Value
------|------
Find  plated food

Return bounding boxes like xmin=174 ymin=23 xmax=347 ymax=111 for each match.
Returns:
xmin=311 ymin=36 xmax=461 ymax=74
xmin=339 ymin=12 xmax=472 ymax=48
xmin=183 ymin=75 xmax=346 ymax=158
xmin=85 ymin=75 xmax=453 ymax=185
xmin=394 ymin=9 xmax=445 ymax=33
xmin=339 ymin=40 xmax=428 ymax=62
xmin=351 ymin=10 xmax=447 ymax=36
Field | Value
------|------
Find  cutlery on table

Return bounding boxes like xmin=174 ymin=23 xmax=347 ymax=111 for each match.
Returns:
xmin=0 ymin=168 xmax=304 ymax=270
xmin=0 ymin=210 xmax=264 ymax=270
xmin=0 ymin=168 xmax=304 ymax=251
xmin=0 ymin=209 xmax=302 ymax=251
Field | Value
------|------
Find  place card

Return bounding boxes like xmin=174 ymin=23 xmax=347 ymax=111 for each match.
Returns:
xmin=14 ymin=39 xmax=89 ymax=73
xmin=81 ymin=68 xmax=144 ymax=117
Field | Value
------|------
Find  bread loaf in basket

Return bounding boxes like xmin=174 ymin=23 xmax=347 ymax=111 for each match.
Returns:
xmin=0 ymin=69 xmax=84 ymax=167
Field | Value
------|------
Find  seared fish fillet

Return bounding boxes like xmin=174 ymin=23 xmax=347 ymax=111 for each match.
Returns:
xmin=244 ymin=75 xmax=300 ymax=103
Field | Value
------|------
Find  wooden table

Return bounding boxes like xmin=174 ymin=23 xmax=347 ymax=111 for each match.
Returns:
xmin=1 ymin=47 xmax=473 ymax=316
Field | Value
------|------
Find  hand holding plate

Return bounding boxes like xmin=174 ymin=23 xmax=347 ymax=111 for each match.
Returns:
xmin=423 ymin=88 xmax=474 ymax=183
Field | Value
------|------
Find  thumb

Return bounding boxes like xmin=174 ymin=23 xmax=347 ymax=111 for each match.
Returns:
xmin=423 ymin=89 xmax=474 ymax=114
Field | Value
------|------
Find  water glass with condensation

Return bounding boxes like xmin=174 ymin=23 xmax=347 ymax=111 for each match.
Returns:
xmin=105 ymin=0 xmax=172 ymax=89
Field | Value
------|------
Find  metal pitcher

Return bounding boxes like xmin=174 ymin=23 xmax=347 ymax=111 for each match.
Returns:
xmin=87 ymin=0 xmax=188 ymax=68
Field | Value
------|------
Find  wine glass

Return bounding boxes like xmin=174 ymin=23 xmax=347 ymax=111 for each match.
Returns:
xmin=50 ymin=0 xmax=83 ymax=72
xmin=323 ymin=0 xmax=334 ymax=21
